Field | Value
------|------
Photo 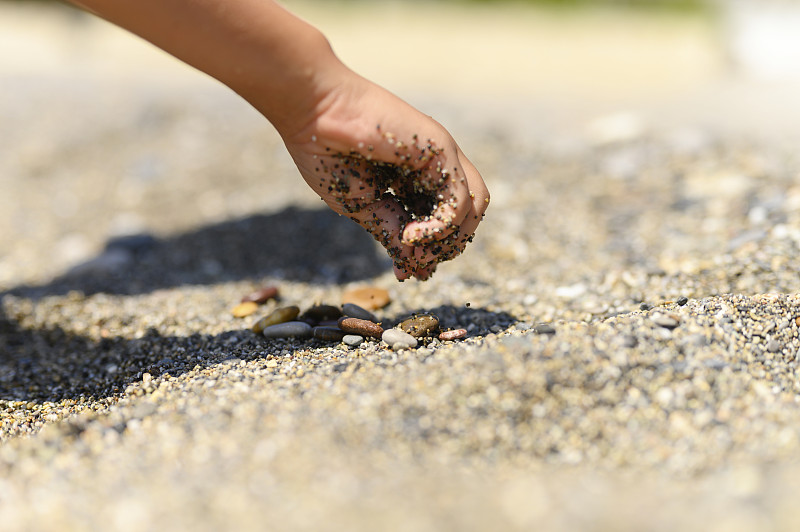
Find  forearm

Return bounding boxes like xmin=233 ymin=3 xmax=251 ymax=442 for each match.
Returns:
xmin=69 ymin=0 xmax=345 ymax=133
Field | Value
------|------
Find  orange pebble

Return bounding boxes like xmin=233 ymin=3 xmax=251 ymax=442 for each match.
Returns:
xmin=232 ymin=301 xmax=259 ymax=318
xmin=342 ymin=287 xmax=390 ymax=310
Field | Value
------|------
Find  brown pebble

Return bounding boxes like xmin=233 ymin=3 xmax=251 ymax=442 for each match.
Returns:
xmin=241 ymin=286 xmax=279 ymax=304
xmin=342 ymin=287 xmax=391 ymax=310
xmin=313 ymin=326 xmax=346 ymax=342
xmin=252 ymin=305 xmax=300 ymax=334
xmin=300 ymin=304 xmax=343 ymax=324
xmin=438 ymin=328 xmax=467 ymax=341
xmin=399 ymin=314 xmax=440 ymax=338
xmin=232 ymin=301 xmax=259 ymax=318
xmin=338 ymin=317 xmax=384 ymax=338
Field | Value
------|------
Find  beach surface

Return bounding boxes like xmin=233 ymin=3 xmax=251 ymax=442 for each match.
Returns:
xmin=3 ymin=2 xmax=800 ymax=530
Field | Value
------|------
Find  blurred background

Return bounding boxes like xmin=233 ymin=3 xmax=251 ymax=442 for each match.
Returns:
xmin=2 ymin=0 xmax=799 ymax=137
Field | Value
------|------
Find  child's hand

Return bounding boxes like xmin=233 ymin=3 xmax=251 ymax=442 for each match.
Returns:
xmin=280 ymin=72 xmax=490 ymax=281
xmin=65 ymin=0 xmax=488 ymax=281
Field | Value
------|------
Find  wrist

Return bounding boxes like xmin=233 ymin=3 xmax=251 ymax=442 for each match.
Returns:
xmin=233 ymin=24 xmax=350 ymax=139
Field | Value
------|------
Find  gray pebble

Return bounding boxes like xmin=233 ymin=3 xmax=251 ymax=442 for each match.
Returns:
xmin=768 ymin=339 xmax=783 ymax=353
xmin=342 ymin=335 xmax=364 ymax=347
xmin=676 ymin=296 xmax=689 ymax=306
xmin=382 ymin=328 xmax=418 ymax=349
xmin=533 ymin=323 xmax=556 ymax=335
xmin=261 ymin=321 xmax=313 ymax=339
xmin=341 ymin=303 xmax=377 ymax=323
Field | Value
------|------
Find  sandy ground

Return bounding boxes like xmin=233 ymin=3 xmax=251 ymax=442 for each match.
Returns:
xmin=3 ymin=1 xmax=800 ymax=530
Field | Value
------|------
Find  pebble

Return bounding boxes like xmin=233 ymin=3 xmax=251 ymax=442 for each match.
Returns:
xmin=252 ymin=306 xmax=300 ymax=334
xmin=300 ymin=304 xmax=343 ymax=324
xmin=232 ymin=301 xmax=259 ymax=318
xmin=241 ymin=286 xmax=279 ymax=304
xmin=398 ymin=314 xmax=440 ymax=338
xmin=341 ymin=303 xmax=377 ymax=322
xmin=312 ymin=326 xmax=346 ymax=342
xmin=342 ymin=335 xmax=364 ymax=347
xmin=342 ymin=287 xmax=391 ymax=310
xmin=261 ymin=321 xmax=312 ymax=339
xmin=533 ymin=323 xmax=556 ymax=335
xmin=382 ymin=328 xmax=418 ymax=350
xmin=677 ymin=296 xmax=689 ymax=306
xmin=652 ymin=313 xmax=680 ymax=329
xmin=768 ymin=339 xmax=783 ymax=353
xmin=338 ymin=317 xmax=384 ymax=338
xmin=438 ymin=328 xmax=467 ymax=341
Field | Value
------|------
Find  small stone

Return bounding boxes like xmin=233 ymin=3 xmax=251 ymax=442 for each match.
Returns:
xmin=341 ymin=303 xmax=377 ymax=322
xmin=639 ymin=303 xmax=653 ymax=311
xmin=533 ymin=323 xmax=556 ymax=335
xmin=676 ymin=296 xmax=689 ymax=306
xmin=652 ymin=313 xmax=680 ymax=329
xmin=338 ymin=317 xmax=384 ymax=338
xmin=343 ymin=335 xmax=364 ymax=347
xmin=241 ymin=286 xmax=279 ymax=304
xmin=261 ymin=321 xmax=312 ymax=339
xmin=232 ymin=301 xmax=259 ymax=318
xmin=300 ymin=304 xmax=343 ymax=324
xmin=398 ymin=314 xmax=440 ymax=338
xmin=382 ymin=328 xmax=417 ymax=349
xmin=342 ymin=287 xmax=391 ymax=310
xmin=312 ymin=326 xmax=346 ymax=342
xmin=252 ymin=306 xmax=300 ymax=334
xmin=767 ymin=339 xmax=782 ymax=353
xmin=438 ymin=328 xmax=467 ymax=341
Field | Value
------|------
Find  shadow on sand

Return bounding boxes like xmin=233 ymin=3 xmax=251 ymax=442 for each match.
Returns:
xmin=5 ymin=206 xmax=391 ymax=299
xmin=0 ymin=206 xmax=516 ymax=403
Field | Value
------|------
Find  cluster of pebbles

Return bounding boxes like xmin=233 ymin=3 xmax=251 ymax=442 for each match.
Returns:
xmin=243 ymin=290 xmax=466 ymax=350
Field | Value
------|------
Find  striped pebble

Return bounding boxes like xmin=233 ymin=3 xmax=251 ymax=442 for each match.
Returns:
xmin=438 ymin=328 xmax=467 ymax=341
xmin=261 ymin=321 xmax=312 ymax=339
xmin=382 ymin=328 xmax=417 ymax=350
xmin=341 ymin=303 xmax=377 ymax=323
xmin=338 ymin=317 xmax=384 ymax=338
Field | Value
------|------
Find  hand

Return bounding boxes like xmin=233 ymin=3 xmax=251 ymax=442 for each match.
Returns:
xmin=279 ymin=71 xmax=490 ymax=281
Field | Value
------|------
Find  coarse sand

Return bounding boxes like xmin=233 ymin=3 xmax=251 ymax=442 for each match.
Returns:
xmin=4 ymin=2 xmax=800 ymax=530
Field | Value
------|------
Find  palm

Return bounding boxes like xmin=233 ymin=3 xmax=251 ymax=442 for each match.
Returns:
xmin=282 ymin=78 xmax=489 ymax=280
